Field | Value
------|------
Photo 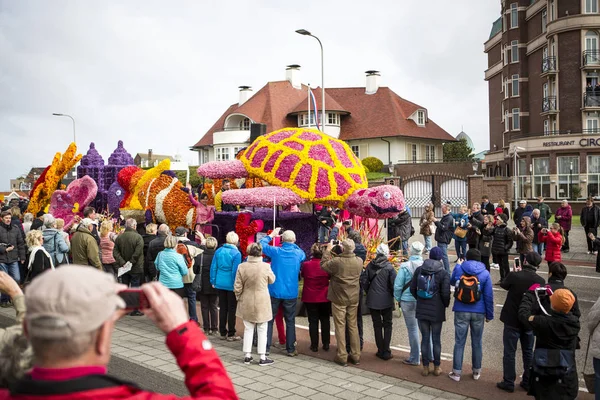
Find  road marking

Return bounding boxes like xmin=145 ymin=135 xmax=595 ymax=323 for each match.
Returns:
xmin=390 ymin=344 xmax=453 ymax=361
xmin=537 ymin=270 xmax=600 ymax=280
xmin=496 ymin=304 xmax=503 ymax=308
xmin=492 ymin=284 xmax=597 ymax=303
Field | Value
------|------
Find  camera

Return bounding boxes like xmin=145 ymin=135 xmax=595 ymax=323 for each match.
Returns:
xmin=118 ymin=289 xmax=150 ymax=310
xmin=333 ymin=240 xmax=340 ymax=245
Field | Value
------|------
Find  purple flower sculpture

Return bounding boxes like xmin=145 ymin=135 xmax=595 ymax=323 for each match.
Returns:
xmin=77 ymin=143 xmax=106 ymax=211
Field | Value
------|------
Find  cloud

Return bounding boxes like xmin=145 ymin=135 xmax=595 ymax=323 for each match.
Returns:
xmin=0 ymin=0 xmax=498 ymax=190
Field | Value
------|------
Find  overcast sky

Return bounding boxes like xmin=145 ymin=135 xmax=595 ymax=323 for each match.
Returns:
xmin=0 ymin=0 xmax=500 ymax=191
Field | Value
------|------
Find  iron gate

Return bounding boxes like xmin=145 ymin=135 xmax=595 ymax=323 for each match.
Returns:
xmin=398 ymin=172 xmax=468 ymax=217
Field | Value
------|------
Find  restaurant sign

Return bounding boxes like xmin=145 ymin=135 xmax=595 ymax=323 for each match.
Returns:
xmin=542 ymin=138 xmax=600 ymax=147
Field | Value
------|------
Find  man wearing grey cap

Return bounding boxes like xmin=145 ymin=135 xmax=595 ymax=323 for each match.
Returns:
xmin=70 ymin=218 xmax=102 ymax=270
xmin=0 ymin=266 xmax=237 ymax=399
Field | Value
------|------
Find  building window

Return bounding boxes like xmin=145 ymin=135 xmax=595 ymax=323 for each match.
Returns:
xmin=501 ymin=103 xmax=505 ymax=121
xmin=411 ymin=144 xmax=417 ymax=163
xmin=588 ymin=155 xmax=600 ymax=197
xmin=587 ymin=117 xmax=600 ymax=133
xmin=544 ymin=119 xmax=550 ymax=135
xmin=351 ymin=145 xmax=360 ymax=158
xmin=510 ymin=3 xmax=519 ymax=28
xmin=586 ymin=0 xmax=599 ymax=13
xmin=517 ymin=159 xmax=528 ymax=198
xmin=503 ymin=45 xmax=508 ymax=66
xmin=298 ymin=113 xmax=316 ymax=127
xmin=504 ymin=77 xmax=509 ymax=99
xmin=512 ymin=108 xmax=520 ymax=130
xmin=558 ymin=156 xmax=580 ymax=199
xmin=511 ymin=74 xmax=519 ymax=96
xmin=216 ymin=147 xmax=230 ymax=161
xmin=239 ymin=118 xmax=250 ymax=131
xmin=233 ymin=147 xmax=244 ymax=156
xmin=550 ymin=0 xmax=555 ymax=20
xmin=542 ymin=9 xmax=547 ymax=32
xmin=504 ymin=111 xmax=510 ymax=132
xmin=511 ymin=40 xmax=519 ymax=63
xmin=533 ymin=158 xmax=551 ymax=198
xmin=327 ymin=113 xmax=340 ymax=126
xmin=417 ymin=110 xmax=425 ymax=126
xmin=425 ymin=145 xmax=435 ymax=162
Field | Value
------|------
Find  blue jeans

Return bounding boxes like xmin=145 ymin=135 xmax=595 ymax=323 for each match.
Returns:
xmin=532 ymin=242 xmax=544 ymax=255
xmin=594 ymin=357 xmax=600 ymax=398
xmin=502 ymin=325 xmax=534 ymax=387
xmin=401 ymin=301 xmax=421 ymax=364
xmin=183 ymin=283 xmax=198 ymax=322
xmin=402 ymin=240 xmax=409 ymax=256
xmin=424 ymin=236 xmax=432 ymax=252
xmin=453 ymin=312 xmax=485 ymax=374
xmin=0 ymin=262 xmax=20 ymax=303
xmin=267 ymin=298 xmax=297 ymax=353
xmin=438 ymin=242 xmax=450 ymax=273
xmin=418 ymin=320 xmax=443 ymax=367
xmin=455 ymin=240 xmax=467 ymax=260
xmin=318 ymin=225 xmax=329 ymax=244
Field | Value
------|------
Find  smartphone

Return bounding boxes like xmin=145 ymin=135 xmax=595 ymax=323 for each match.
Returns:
xmin=513 ymin=257 xmax=521 ymax=271
xmin=118 ymin=289 xmax=150 ymax=310
xmin=333 ymin=240 xmax=340 ymax=245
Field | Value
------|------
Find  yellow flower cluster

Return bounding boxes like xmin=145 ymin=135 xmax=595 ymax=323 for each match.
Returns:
xmin=126 ymin=159 xmax=171 ymax=210
xmin=27 ymin=143 xmax=82 ymax=215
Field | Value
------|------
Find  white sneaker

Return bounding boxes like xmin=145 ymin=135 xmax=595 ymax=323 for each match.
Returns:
xmin=473 ymin=371 xmax=481 ymax=381
xmin=448 ymin=372 xmax=461 ymax=382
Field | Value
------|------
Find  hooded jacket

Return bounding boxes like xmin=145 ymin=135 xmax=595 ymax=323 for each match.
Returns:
xmin=320 ymin=240 xmax=364 ymax=306
xmin=538 ymin=230 xmax=562 ymax=263
xmin=113 ymin=228 xmax=145 ymax=274
xmin=301 ymin=258 xmax=330 ymax=303
xmin=197 ymin=246 xmax=217 ymax=295
xmin=0 ymin=222 xmax=26 ymax=264
xmin=530 ymin=215 xmax=548 ymax=244
xmin=491 ymin=222 xmax=513 ymax=255
xmin=500 ymin=265 xmax=545 ymax=328
xmin=581 ymin=203 xmax=600 ymax=228
xmin=478 ymin=224 xmax=494 ymax=257
xmin=434 ymin=213 xmax=454 ymax=244
xmin=394 ymin=256 xmax=423 ymax=303
xmin=388 ymin=211 xmax=412 ymax=241
xmin=453 ymin=213 xmax=469 ymax=242
xmin=409 ymin=259 xmax=451 ymax=322
xmin=588 ymin=296 xmax=600 ymax=360
xmin=533 ymin=202 xmax=552 ymax=221
xmin=259 ymin=236 xmax=306 ymax=299
xmin=70 ymin=225 xmax=102 ymax=269
xmin=513 ymin=217 xmax=534 ymax=255
xmin=210 ymin=244 xmax=242 ymax=292
xmin=466 ymin=211 xmax=484 ymax=247
xmin=419 ymin=208 xmax=434 ymax=236
xmin=147 ymin=233 xmax=167 ymax=278
xmin=450 ymin=260 xmax=494 ymax=320
xmin=361 ymin=254 xmax=397 ymax=310
xmin=555 ymin=205 xmax=572 ymax=231
xmin=518 ymin=291 xmax=580 ymax=400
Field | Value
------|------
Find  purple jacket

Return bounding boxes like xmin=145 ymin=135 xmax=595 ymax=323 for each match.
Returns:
xmin=555 ymin=205 xmax=572 ymax=231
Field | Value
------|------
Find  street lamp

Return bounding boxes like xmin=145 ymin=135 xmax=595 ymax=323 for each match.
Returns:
xmin=296 ymin=29 xmax=325 ymax=134
xmin=52 ymin=113 xmax=76 ymax=144
xmin=472 ymin=161 xmax=479 ymax=175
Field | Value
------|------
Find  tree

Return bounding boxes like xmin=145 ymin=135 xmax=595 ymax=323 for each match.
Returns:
xmin=443 ymin=138 xmax=474 ymax=162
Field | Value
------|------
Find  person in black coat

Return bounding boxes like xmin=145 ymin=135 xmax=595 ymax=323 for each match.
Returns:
xmin=30 ymin=211 xmax=45 ymax=232
xmin=497 ymin=252 xmax=545 ymax=393
xmin=410 ymin=248 xmax=450 ymax=377
xmin=0 ymin=211 xmax=26 ymax=306
xmin=196 ymin=237 xmax=218 ymax=334
xmin=147 ymin=224 xmax=170 ymax=279
xmin=581 ymin=198 xmax=600 ymax=253
xmin=477 ymin=215 xmax=495 ymax=271
xmin=317 ymin=206 xmax=336 ymax=244
xmin=530 ymin=210 xmax=548 ymax=255
xmin=491 ymin=214 xmax=513 ymax=283
xmin=361 ymin=244 xmax=397 ymax=360
xmin=518 ymin=288 xmax=580 ymax=400
xmin=467 ymin=203 xmax=485 ymax=250
xmin=434 ymin=205 xmax=455 ymax=273
xmin=388 ymin=209 xmax=412 ymax=256
xmin=480 ymin=196 xmax=496 ymax=217
xmin=513 ymin=200 xmax=528 ymax=225
xmin=142 ymin=224 xmax=157 ymax=283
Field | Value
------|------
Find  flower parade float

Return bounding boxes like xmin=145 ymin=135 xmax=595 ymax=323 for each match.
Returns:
xmin=198 ymin=127 xmax=406 ymax=255
xmin=27 ymin=143 xmax=83 ymax=215
xmin=48 ymin=176 xmax=98 ymax=231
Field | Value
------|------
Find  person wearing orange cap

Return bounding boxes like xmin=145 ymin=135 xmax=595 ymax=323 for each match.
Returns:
xmin=518 ymin=288 xmax=580 ymax=400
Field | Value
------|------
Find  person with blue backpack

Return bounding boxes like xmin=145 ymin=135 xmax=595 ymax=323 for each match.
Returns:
xmin=448 ymin=249 xmax=494 ymax=383
xmin=410 ymin=246 xmax=451 ymax=377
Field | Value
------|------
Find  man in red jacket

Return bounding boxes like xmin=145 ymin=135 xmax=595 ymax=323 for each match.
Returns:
xmin=0 ymin=266 xmax=237 ymax=400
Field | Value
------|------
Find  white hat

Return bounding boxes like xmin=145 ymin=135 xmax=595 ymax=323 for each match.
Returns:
xmin=376 ymin=243 xmax=389 ymax=256
xmin=410 ymin=242 xmax=424 ymax=255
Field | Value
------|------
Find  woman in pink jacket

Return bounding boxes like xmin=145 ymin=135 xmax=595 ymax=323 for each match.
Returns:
xmin=187 ymin=185 xmax=215 ymax=236
xmin=555 ymin=199 xmax=572 ymax=252
xmin=301 ymin=244 xmax=331 ymax=352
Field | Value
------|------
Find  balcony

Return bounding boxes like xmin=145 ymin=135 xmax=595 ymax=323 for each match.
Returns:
xmin=584 ymin=92 xmax=600 ymax=109
xmin=541 ymin=56 xmax=557 ymax=76
xmin=542 ymin=96 xmax=558 ymax=114
xmin=583 ymin=50 xmax=600 ymax=68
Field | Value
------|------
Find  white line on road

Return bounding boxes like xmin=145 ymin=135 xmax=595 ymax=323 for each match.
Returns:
xmin=492 ymin=284 xmax=597 ymax=303
xmin=390 ymin=344 xmax=453 ymax=361
xmin=537 ymin=270 xmax=600 ymax=280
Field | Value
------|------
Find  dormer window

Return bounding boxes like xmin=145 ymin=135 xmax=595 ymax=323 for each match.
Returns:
xmin=298 ymin=113 xmax=316 ymax=127
xmin=327 ymin=113 xmax=340 ymax=126
xmin=239 ymin=118 xmax=250 ymax=131
xmin=417 ymin=110 xmax=426 ymax=126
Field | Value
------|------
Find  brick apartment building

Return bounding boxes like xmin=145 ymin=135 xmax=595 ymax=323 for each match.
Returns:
xmin=483 ymin=0 xmax=600 ymax=201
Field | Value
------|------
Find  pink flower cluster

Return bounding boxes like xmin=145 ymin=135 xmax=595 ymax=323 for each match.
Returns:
xmin=222 ymin=187 xmax=304 ymax=208
xmin=197 ymin=161 xmax=248 ymax=179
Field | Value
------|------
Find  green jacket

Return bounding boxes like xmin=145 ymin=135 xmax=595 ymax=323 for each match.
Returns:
xmin=113 ymin=228 xmax=145 ymax=274
xmin=534 ymin=202 xmax=552 ymax=220
xmin=71 ymin=225 xmax=102 ymax=269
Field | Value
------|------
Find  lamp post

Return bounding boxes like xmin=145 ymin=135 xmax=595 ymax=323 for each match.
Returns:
xmin=472 ymin=161 xmax=479 ymax=175
xmin=52 ymin=113 xmax=76 ymax=144
xmin=296 ymin=29 xmax=325 ymax=134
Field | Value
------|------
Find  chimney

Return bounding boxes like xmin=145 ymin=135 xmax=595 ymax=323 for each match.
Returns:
xmin=238 ymin=86 xmax=252 ymax=105
xmin=365 ymin=70 xmax=380 ymax=95
xmin=286 ymin=64 xmax=302 ymax=89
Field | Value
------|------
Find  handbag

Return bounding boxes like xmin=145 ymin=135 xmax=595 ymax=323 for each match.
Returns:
xmin=532 ymin=348 xmax=575 ymax=378
xmin=454 ymin=227 xmax=467 ymax=239
xmin=584 ymin=327 xmax=599 ymax=394
xmin=53 ymin=232 xmax=68 ymax=266
xmin=191 ymin=253 xmax=203 ymax=292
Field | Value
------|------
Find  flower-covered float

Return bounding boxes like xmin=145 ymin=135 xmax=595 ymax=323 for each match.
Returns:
xmin=198 ymin=127 xmax=405 ymax=218
xmin=48 ymin=176 xmax=98 ymax=231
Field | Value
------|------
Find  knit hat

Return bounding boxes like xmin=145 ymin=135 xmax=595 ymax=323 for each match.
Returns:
xmin=466 ymin=248 xmax=481 ymax=262
xmin=525 ymin=251 xmax=542 ymax=268
xmin=550 ymin=288 xmax=575 ymax=314
xmin=410 ymin=242 xmax=424 ymax=255
xmin=429 ymin=246 xmax=443 ymax=261
xmin=376 ymin=243 xmax=389 ymax=256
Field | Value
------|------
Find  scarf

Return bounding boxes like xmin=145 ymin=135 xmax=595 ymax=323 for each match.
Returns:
xmin=28 ymin=246 xmax=55 ymax=271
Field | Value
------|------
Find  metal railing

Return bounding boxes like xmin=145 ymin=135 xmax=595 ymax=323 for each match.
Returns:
xmin=542 ymin=96 xmax=557 ymax=112
xmin=541 ymin=56 xmax=557 ymax=73
xmin=584 ymin=92 xmax=600 ymax=107
xmin=222 ymin=126 xmax=250 ymax=131
xmin=583 ymin=50 xmax=600 ymax=66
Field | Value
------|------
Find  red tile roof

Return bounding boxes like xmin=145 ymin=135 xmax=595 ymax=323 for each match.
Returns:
xmin=191 ymin=81 xmax=454 ymax=148
xmin=289 ymin=88 xmax=349 ymax=115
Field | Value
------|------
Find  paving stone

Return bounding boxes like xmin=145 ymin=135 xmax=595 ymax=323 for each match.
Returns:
xmin=309 ymin=392 xmax=340 ymax=400
xmin=360 ymin=388 xmax=390 ymax=399
xmin=238 ymin=369 xmax=264 ymax=379
xmin=303 ymin=371 xmax=329 ymax=382
xmin=254 ymin=374 xmax=279 ymax=385
xmin=433 ymin=393 xmax=466 ymax=400
xmin=407 ymin=392 xmax=436 ymax=400
xmin=288 ymin=386 xmax=318 ymax=397
xmin=344 ymin=374 xmax=374 ymax=385
xmin=385 ymin=385 xmax=415 ymax=396
xmin=383 ymin=395 xmax=412 ymax=400
xmin=245 ymin=382 xmax=272 ymax=393
xmin=330 ymin=370 xmax=356 ymax=380
xmin=130 ymin=354 xmax=154 ymax=362
xmin=232 ymin=376 xmax=256 ymax=386
xmin=262 ymin=388 xmax=292 ymax=398
xmin=419 ymin=387 xmax=446 ymax=397
xmin=168 ymin=370 xmax=184 ymax=379
xmin=286 ymin=366 xmax=313 ymax=376
xmin=312 ymin=365 xmax=337 ymax=374
xmin=280 ymin=395 xmax=308 ymax=400
xmin=338 ymin=382 xmax=370 ymax=393
xmin=337 ymin=389 xmax=369 ymax=400
xmin=237 ymin=389 xmax=264 ymax=400
xmin=365 ymin=380 xmax=395 ymax=390
xmin=316 ymin=384 xmax=344 ymax=396
xmin=270 ymin=379 xmax=299 ymax=391
xmin=142 ymin=348 xmax=169 ymax=357
xmin=142 ymin=358 xmax=170 ymax=367
xmin=156 ymin=363 xmax=180 ymax=373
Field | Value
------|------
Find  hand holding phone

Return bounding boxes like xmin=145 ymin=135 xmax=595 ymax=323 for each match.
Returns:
xmin=118 ymin=289 xmax=150 ymax=311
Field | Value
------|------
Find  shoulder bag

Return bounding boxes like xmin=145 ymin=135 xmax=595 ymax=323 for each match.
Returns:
xmin=191 ymin=253 xmax=204 ymax=292
xmin=583 ymin=321 xmax=600 ymax=394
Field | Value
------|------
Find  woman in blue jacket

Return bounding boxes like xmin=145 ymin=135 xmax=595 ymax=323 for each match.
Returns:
xmin=453 ymin=206 xmax=469 ymax=262
xmin=155 ymin=234 xmax=189 ymax=297
xmin=210 ymin=231 xmax=242 ymax=341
